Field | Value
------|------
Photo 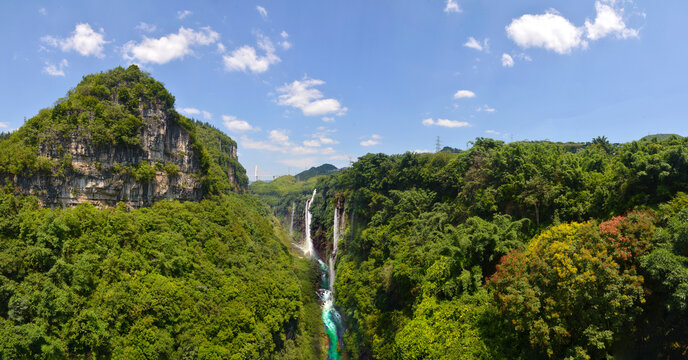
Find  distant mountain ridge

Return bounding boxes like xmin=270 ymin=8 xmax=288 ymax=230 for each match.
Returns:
xmin=295 ymin=163 xmax=338 ymax=181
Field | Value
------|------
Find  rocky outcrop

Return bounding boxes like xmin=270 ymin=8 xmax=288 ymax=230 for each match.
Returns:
xmin=12 ymin=101 xmax=207 ymax=208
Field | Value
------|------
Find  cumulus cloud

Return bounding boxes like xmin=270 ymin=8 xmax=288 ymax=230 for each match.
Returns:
xmin=476 ymin=104 xmax=496 ymax=112
xmin=360 ymin=134 xmax=381 ymax=147
xmin=277 ymin=78 xmax=346 ymax=116
xmin=41 ymin=23 xmax=107 ymax=58
xmin=123 ymin=27 xmax=219 ymax=64
xmin=322 ymin=117 xmax=335 ymax=123
xmin=444 ymin=0 xmax=461 ymax=13
xmin=464 ymin=37 xmax=489 ymax=52
xmin=177 ymin=10 xmax=192 ymax=19
xmin=269 ymin=129 xmax=290 ymax=146
xmin=311 ymin=128 xmax=339 ymax=145
xmin=502 ymin=53 xmax=515 ymax=67
xmin=585 ymin=1 xmax=638 ymax=40
xmin=43 ymin=59 xmax=68 ymax=77
xmin=178 ymin=107 xmax=212 ymax=119
xmin=422 ymin=118 xmax=470 ymax=128
xmin=0 ymin=122 xmax=8 ymax=129
xmin=506 ymin=11 xmax=585 ymax=54
xmin=38 ymin=8 xmax=46 ymax=15
xmin=241 ymin=130 xmax=335 ymax=155
xmin=453 ymin=90 xmax=476 ymax=99
xmin=507 ymin=2 xmax=639 ymax=55
xmin=256 ymin=6 xmax=268 ymax=18
xmin=135 ymin=22 xmax=157 ymax=33
xmin=222 ymin=115 xmax=254 ymax=132
xmin=281 ymin=157 xmax=318 ymax=168
xmin=223 ymin=34 xmax=280 ymax=73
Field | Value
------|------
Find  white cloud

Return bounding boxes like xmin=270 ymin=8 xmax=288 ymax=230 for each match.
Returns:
xmin=38 ymin=8 xmax=46 ymax=15
xmin=178 ymin=107 xmax=212 ymax=119
xmin=585 ymin=1 xmax=638 ymax=40
xmin=502 ymin=53 xmax=515 ymax=67
xmin=256 ymin=6 xmax=268 ymax=18
xmin=241 ymin=131 xmax=335 ymax=156
xmin=277 ymin=78 xmax=346 ymax=116
xmin=177 ymin=10 xmax=192 ymax=20
xmin=222 ymin=115 xmax=254 ymax=132
xmin=453 ymin=90 xmax=476 ymax=99
xmin=444 ymin=0 xmax=461 ymax=13
xmin=43 ymin=59 xmax=68 ymax=77
xmin=413 ymin=149 xmax=432 ymax=154
xmin=464 ymin=37 xmax=489 ymax=52
xmin=281 ymin=157 xmax=318 ymax=168
xmin=223 ymin=34 xmax=280 ymax=73
xmin=217 ymin=43 xmax=226 ymax=53
xmin=477 ymin=104 xmax=496 ymax=112
xmin=41 ymin=23 xmax=107 ymax=58
xmin=269 ymin=129 xmax=291 ymax=146
xmin=303 ymin=139 xmax=321 ymax=147
xmin=123 ymin=27 xmax=219 ymax=64
xmin=279 ymin=31 xmax=291 ymax=50
xmin=422 ymin=118 xmax=470 ymax=128
xmin=506 ymin=11 xmax=586 ymax=54
xmin=135 ymin=22 xmax=157 ymax=33
xmin=322 ymin=117 xmax=335 ymax=123
xmin=241 ymin=136 xmax=283 ymax=152
xmin=311 ymin=128 xmax=339 ymax=145
xmin=360 ymin=134 xmax=381 ymax=147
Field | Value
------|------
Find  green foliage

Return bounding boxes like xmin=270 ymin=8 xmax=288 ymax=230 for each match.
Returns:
xmin=252 ymin=138 xmax=688 ymax=359
xmin=295 ymin=164 xmax=338 ymax=181
xmin=0 ymin=66 xmax=247 ymax=195
xmin=0 ymin=191 xmax=320 ymax=359
xmin=488 ymin=222 xmax=647 ymax=358
xmin=133 ymin=162 xmax=156 ymax=183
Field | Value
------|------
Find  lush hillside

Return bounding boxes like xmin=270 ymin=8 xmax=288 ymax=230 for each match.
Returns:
xmin=295 ymin=164 xmax=338 ymax=182
xmin=0 ymin=191 xmax=324 ymax=359
xmin=0 ymin=67 xmax=325 ymax=359
xmin=0 ymin=65 xmax=246 ymax=207
xmin=264 ymin=136 xmax=688 ymax=359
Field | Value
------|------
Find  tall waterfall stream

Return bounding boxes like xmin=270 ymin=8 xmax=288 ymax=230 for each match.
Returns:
xmin=303 ymin=189 xmax=344 ymax=359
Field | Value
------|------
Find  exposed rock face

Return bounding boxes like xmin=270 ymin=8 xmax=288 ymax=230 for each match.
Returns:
xmin=12 ymin=101 xmax=215 ymax=208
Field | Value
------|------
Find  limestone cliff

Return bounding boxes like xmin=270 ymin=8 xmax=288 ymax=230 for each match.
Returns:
xmin=0 ymin=65 xmax=246 ymax=208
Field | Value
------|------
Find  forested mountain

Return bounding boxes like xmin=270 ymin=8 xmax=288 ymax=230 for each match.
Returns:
xmin=0 ymin=65 xmax=247 ymax=208
xmin=3 ymin=66 xmax=688 ymax=360
xmin=295 ymin=164 xmax=339 ymax=182
xmin=257 ymin=136 xmax=688 ymax=359
xmin=0 ymin=68 xmax=323 ymax=359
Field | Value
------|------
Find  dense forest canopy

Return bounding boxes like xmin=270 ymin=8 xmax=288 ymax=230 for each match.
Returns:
xmin=0 ymin=191 xmax=325 ymax=359
xmin=257 ymin=135 xmax=688 ymax=359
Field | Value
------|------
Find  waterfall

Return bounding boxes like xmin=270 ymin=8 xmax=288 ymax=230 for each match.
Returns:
xmin=303 ymin=189 xmax=317 ymax=257
xmin=329 ymin=203 xmax=344 ymax=294
xmin=303 ymin=190 xmax=343 ymax=359
xmin=289 ymin=201 xmax=295 ymax=237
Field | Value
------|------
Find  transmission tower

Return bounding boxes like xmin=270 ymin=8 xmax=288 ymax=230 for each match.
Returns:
xmin=435 ymin=136 xmax=441 ymax=153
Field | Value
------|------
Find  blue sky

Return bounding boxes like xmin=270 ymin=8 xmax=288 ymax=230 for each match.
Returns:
xmin=1 ymin=1 xmax=687 ymax=177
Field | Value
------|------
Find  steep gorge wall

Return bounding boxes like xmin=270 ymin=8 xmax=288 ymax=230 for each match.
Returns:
xmin=11 ymin=102 xmax=213 ymax=208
